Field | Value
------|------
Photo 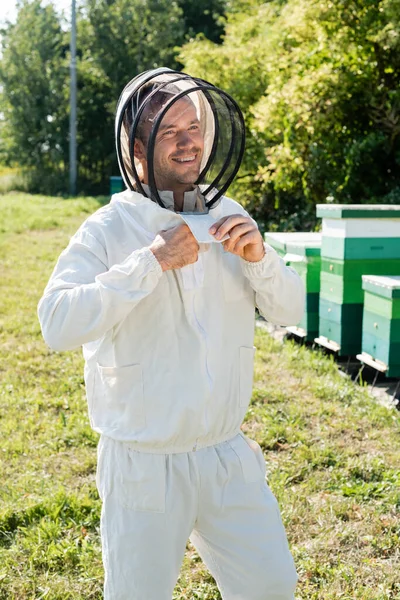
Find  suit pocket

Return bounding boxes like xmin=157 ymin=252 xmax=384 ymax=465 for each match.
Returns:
xmin=119 ymin=448 xmax=166 ymax=513
xmin=228 ymin=433 xmax=266 ymax=483
xmin=95 ymin=437 xmax=166 ymax=513
xmin=239 ymin=346 xmax=255 ymax=407
xmin=94 ymin=364 xmax=146 ymax=431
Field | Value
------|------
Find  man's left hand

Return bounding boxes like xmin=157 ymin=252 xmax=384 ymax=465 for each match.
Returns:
xmin=209 ymin=215 xmax=265 ymax=263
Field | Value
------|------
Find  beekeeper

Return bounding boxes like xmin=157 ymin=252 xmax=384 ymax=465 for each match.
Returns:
xmin=38 ymin=68 xmax=305 ymax=600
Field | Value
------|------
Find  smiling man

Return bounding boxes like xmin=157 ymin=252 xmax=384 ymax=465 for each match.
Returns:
xmin=38 ymin=69 xmax=305 ymax=600
xmin=133 ymin=92 xmax=205 ymax=211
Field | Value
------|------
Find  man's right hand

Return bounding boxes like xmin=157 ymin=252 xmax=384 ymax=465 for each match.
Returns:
xmin=149 ymin=224 xmax=199 ymax=272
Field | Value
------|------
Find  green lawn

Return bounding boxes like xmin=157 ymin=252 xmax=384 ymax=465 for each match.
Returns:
xmin=0 ymin=193 xmax=399 ymax=599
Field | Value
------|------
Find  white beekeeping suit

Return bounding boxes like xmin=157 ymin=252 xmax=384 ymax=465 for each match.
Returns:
xmin=38 ymin=67 xmax=304 ymax=600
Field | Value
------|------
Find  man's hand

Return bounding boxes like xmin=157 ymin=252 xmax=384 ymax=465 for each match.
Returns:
xmin=209 ymin=215 xmax=265 ymax=263
xmin=150 ymin=224 xmax=200 ymax=271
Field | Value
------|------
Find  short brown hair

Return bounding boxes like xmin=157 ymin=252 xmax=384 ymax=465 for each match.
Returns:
xmin=123 ymin=81 xmax=180 ymax=144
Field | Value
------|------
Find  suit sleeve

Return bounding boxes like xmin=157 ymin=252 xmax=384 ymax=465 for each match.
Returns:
xmin=38 ymin=228 xmax=162 ymax=351
xmin=240 ymin=243 xmax=305 ymax=326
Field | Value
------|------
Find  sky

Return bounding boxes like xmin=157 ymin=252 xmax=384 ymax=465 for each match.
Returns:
xmin=0 ymin=0 xmax=73 ymax=25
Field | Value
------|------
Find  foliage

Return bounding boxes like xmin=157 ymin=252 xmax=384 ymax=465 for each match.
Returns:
xmin=1 ymin=193 xmax=400 ymax=598
xmin=180 ymin=0 xmax=400 ymax=229
xmin=0 ymin=0 xmax=228 ymax=196
xmin=0 ymin=0 xmax=69 ymax=195
xmin=83 ymin=0 xmax=185 ymax=96
xmin=177 ymin=0 xmax=227 ymax=43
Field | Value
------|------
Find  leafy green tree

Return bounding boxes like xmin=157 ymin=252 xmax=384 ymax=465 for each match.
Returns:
xmin=74 ymin=0 xmax=188 ymax=193
xmin=0 ymin=0 xmax=69 ymax=193
xmin=1 ymin=0 xmax=229 ymax=194
xmin=83 ymin=0 xmax=185 ymax=97
xmin=181 ymin=0 xmax=400 ymax=230
xmin=74 ymin=44 xmax=114 ymax=194
xmin=177 ymin=0 xmax=227 ymax=43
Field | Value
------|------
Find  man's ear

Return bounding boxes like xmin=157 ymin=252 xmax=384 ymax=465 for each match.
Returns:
xmin=134 ymin=138 xmax=146 ymax=160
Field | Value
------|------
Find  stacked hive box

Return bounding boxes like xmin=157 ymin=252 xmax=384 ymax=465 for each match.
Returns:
xmin=316 ymin=204 xmax=400 ymax=355
xmin=358 ymin=276 xmax=400 ymax=377
xmin=284 ymin=238 xmax=321 ymax=341
xmin=264 ymin=232 xmax=321 ymax=258
xmin=110 ymin=176 xmax=124 ymax=195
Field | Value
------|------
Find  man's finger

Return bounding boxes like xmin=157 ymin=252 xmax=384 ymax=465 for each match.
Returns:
xmin=211 ymin=215 xmax=250 ymax=240
xmin=224 ymin=223 xmax=255 ymax=247
xmin=232 ymin=231 xmax=258 ymax=253
xmin=209 ymin=216 xmax=230 ymax=235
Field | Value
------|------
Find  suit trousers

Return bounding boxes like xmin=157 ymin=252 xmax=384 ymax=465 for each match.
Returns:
xmin=96 ymin=432 xmax=298 ymax=599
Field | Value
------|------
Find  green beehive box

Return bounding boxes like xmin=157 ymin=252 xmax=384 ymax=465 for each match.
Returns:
xmin=317 ymin=293 xmax=365 ymax=355
xmin=320 ymin=259 xmax=400 ymax=305
xmin=321 ymin=237 xmax=400 ymax=260
xmin=264 ymin=232 xmax=321 ymax=258
xmin=110 ymin=176 xmax=125 ymax=195
xmin=321 ymin=257 xmax=400 ymax=278
xmin=362 ymin=311 xmax=400 ymax=342
xmin=316 ymin=204 xmax=400 ymax=219
xmin=362 ymin=276 xmax=400 ymax=364
xmin=285 ymin=244 xmax=321 ymax=293
xmin=315 ymin=204 xmax=400 ymax=355
xmin=318 ymin=297 xmax=363 ymax=355
xmin=359 ymin=276 xmax=400 ymax=376
xmin=316 ymin=204 xmax=400 ymax=260
xmin=283 ymin=238 xmax=321 ymax=341
xmin=320 ymin=271 xmax=363 ymax=304
xmin=319 ymin=298 xmax=363 ymax=325
xmin=318 ymin=318 xmax=363 ymax=355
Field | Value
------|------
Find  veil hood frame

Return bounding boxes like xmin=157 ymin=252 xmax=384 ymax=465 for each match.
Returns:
xmin=115 ymin=68 xmax=245 ymax=211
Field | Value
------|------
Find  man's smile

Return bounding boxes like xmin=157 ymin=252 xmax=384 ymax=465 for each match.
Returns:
xmin=172 ymin=155 xmax=197 ymax=164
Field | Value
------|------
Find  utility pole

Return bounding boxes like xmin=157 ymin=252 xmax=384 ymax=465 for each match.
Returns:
xmin=69 ymin=0 xmax=77 ymax=196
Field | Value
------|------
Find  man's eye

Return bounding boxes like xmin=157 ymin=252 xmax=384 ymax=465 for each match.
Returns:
xmin=164 ymin=130 xmax=175 ymax=136
xmin=189 ymin=125 xmax=199 ymax=131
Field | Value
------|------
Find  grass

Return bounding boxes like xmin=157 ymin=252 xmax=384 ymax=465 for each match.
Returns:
xmin=0 ymin=192 xmax=399 ymax=599
xmin=0 ymin=167 xmax=25 ymax=195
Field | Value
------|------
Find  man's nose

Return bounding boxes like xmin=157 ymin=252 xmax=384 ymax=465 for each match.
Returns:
xmin=176 ymin=130 xmax=193 ymax=147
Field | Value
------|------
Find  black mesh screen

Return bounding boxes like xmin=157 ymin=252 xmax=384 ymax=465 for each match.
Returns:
xmin=116 ymin=70 xmax=245 ymax=211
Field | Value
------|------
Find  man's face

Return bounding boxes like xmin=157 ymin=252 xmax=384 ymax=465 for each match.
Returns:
xmin=136 ymin=97 xmax=204 ymax=192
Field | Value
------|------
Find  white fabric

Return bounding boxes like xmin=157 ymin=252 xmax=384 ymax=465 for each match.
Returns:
xmin=97 ymin=432 xmax=298 ymax=600
xmin=38 ymin=189 xmax=305 ymax=449
xmin=180 ymin=212 xmax=230 ymax=243
xmin=38 ymin=188 xmax=304 ymax=598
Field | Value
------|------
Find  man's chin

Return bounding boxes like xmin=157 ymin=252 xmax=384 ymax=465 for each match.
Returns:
xmin=155 ymin=167 xmax=201 ymax=190
xmin=176 ymin=168 xmax=201 ymax=185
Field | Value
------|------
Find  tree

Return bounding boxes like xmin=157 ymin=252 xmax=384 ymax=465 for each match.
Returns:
xmin=177 ymin=0 xmax=227 ymax=43
xmin=0 ymin=0 xmax=69 ymax=193
xmin=83 ymin=0 xmax=185 ymax=97
xmin=1 ymin=0 xmax=228 ymax=194
xmin=180 ymin=0 xmax=400 ymax=230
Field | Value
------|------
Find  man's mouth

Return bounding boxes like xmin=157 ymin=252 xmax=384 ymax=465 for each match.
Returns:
xmin=172 ymin=155 xmax=197 ymax=164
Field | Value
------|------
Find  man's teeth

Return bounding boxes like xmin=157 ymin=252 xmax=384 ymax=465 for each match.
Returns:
xmin=174 ymin=156 xmax=195 ymax=162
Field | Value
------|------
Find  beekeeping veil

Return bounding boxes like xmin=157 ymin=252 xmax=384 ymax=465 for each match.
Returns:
xmin=115 ymin=67 xmax=245 ymax=211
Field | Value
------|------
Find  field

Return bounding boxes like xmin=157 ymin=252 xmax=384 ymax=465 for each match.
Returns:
xmin=0 ymin=193 xmax=399 ymax=599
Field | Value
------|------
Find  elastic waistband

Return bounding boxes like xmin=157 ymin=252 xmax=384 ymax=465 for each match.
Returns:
xmin=101 ymin=429 xmax=242 ymax=455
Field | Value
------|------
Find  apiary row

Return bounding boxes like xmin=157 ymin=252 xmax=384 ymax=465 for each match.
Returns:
xmin=264 ymin=204 xmax=400 ymax=377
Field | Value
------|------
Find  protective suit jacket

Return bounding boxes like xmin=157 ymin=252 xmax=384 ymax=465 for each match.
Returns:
xmin=38 ymin=190 xmax=305 ymax=452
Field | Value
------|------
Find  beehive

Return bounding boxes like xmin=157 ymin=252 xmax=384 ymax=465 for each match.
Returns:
xmin=264 ymin=232 xmax=321 ymax=258
xmin=315 ymin=204 xmax=400 ymax=355
xmin=358 ymin=276 xmax=400 ymax=377
xmin=110 ymin=176 xmax=124 ymax=195
xmin=284 ymin=239 xmax=321 ymax=341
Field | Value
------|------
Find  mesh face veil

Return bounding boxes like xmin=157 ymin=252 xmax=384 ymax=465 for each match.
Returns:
xmin=115 ymin=68 xmax=245 ymax=211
